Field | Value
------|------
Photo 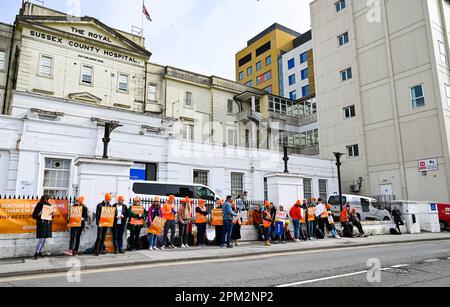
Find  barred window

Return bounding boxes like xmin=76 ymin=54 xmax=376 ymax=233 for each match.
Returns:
xmin=303 ymin=178 xmax=312 ymax=203
xmin=194 ymin=170 xmax=209 ymax=187
xmin=231 ymin=172 xmax=244 ymax=198
xmin=0 ymin=50 xmax=5 ymax=70
xmin=43 ymin=158 xmax=71 ymax=198
xmin=319 ymin=179 xmax=328 ymax=201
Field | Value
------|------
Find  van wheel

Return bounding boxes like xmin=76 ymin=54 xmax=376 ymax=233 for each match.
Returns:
xmin=440 ymin=222 xmax=447 ymax=231
xmin=383 ymin=217 xmax=391 ymax=221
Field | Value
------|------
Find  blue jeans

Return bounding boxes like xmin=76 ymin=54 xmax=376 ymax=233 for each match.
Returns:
xmin=221 ymin=220 xmax=233 ymax=246
xmin=307 ymin=221 xmax=315 ymax=239
xmin=292 ymin=219 xmax=300 ymax=239
xmin=148 ymin=234 xmax=157 ymax=248
xmin=263 ymin=227 xmax=270 ymax=241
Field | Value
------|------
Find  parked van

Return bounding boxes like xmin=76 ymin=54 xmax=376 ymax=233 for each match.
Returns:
xmin=327 ymin=194 xmax=392 ymax=221
xmin=129 ymin=181 xmax=222 ymax=203
xmin=438 ymin=203 xmax=450 ymax=230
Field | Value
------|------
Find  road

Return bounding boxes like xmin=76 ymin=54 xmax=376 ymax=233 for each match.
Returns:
xmin=0 ymin=240 xmax=449 ymax=287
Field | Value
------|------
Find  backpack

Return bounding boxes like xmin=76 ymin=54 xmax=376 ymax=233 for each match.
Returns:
xmin=315 ymin=229 xmax=325 ymax=239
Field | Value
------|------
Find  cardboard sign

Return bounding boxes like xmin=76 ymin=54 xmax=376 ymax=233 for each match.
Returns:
xmin=315 ymin=204 xmax=326 ymax=217
xmin=275 ymin=211 xmax=287 ymax=222
xmin=148 ymin=216 xmax=166 ymax=235
xmin=130 ymin=205 xmax=145 ymax=226
xmin=328 ymin=215 xmax=335 ymax=225
xmin=41 ymin=205 xmax=54 ymax=221
xmin=241 ymin=211 xmax=248 ymax=224
xmin=104 ymin=228 xmax=115 ymax=253
xmin=68 ymin=206 xmax=83 ymax=228
xmin=99 ymin=206 xmax=116 ymax=228
xmin=211 ymin=208 xmax=223 ymax=226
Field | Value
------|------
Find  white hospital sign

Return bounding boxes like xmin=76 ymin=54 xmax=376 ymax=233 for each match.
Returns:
xmin=418 ymin=158 xmax=439 ymax=172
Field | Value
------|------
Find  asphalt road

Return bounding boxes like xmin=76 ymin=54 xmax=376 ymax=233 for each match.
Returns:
xmin=0 ymin=240 xmax=449 ymax=287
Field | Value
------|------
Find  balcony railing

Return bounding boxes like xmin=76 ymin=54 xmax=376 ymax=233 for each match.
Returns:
xmin=236 ymin=109 xmax=263 ymax=123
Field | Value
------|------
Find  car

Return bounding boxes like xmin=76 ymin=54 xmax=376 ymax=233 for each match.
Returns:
xmin=438 ymin=203 xmax=450 ymax=231
xmin=327 ymin=194 xmax=392 ymax=221
xmin=129 ymin=180 xmax=222 ymax=203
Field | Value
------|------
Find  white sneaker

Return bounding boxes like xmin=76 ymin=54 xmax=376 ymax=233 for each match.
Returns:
xmin=335 ymin=235 xmax=341 ymax=239
xmin=181 ymin=244 xmax=186 ymax=249
xmin=296 ymin=239 xmax=301 ymax=242
xmin=148 ymin=248 xmax=153 ymax=251
xmin=152 ymin=246 xmax=157 ymax=250
xmin=161 ymin=246 xmax=165 ymax=250
xmin=185 ymin=244 xmax=190 ymax=248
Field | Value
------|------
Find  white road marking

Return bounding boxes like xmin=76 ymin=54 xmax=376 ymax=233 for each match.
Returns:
xmin=277 ymin=271 xmax=369 ymax=287
xmin=391 ymin=264 xmax=409 ymax=268
xmin=0 ymin=240 xmax=445 ymax=283
xmin=424 ymin=259 xmax=440 ymax=263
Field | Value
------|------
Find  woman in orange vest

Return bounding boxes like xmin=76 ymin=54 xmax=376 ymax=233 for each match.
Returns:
xmin=307 ymin=201 xmax=316 ymax=240
xmin=231 ymin=200 xmax=242 ymax=247
xmin=162 ymin=195 xmax=177 ymax=249
xmin=195 ymin=199 xmax=208 ymax=246
xmin=262 ymin=202 xmax=272 ymax=247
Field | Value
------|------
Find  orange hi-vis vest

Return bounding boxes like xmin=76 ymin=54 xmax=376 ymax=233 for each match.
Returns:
xmin=263 ymin=211 xmax=272 ymax=228
xmin=340 ymin=208 xmax=349 ymax=223
xmin=308 ymin=207 xmax=316 ymax=221
xmin=163 ymin=202 xmax=175 ymax=221
xmin=300 ymin=209 xmax=306 ymax=224
xmin=195 ymin=206 xmax=207 ymax=224
xmin=321 ymin=204 xmax=330 ymax=219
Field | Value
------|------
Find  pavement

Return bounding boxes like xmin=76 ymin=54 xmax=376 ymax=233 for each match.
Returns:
xmin=0 ymin=232 xmax=449 ymax=280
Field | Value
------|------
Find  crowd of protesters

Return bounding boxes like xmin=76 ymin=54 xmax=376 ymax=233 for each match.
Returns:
xmin=31 ymin=192 xmax=378 ymax=259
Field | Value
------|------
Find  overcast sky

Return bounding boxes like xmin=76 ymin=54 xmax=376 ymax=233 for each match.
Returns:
xmin=0 ymin=0 xmax=312 ymax=80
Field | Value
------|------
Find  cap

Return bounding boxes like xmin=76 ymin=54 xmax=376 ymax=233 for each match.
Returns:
xmin=105 ymin=193 xmax=112 ymax=202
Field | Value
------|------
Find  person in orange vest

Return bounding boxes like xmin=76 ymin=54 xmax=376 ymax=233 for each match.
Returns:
xmin=94 ymin=193 xmax=113 ymax=256
xmin=290 ymin=200 xmax=303 ymax=242
xmin=195 ymin=199 xmax=208 ymax=246
xmin=65 ymin=196 xmax=88 ymax=257
xmin=340 ymin=203 xmax=353 ymax=237
xmin=307 ymin=200 xmax=316 ymax=240
xmin=262 ymin=201 xmax=272 ymax=247
xmin=162 ymin=195 xmax=178 ymax=249
xmin=349 ymin=207 xmax=367 ymax=237
xmin=215 ymin=199 xmax=224 ymax=246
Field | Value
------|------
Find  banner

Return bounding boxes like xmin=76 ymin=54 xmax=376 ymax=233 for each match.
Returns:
xmin=148 ymin=216 xmax=166 ymax=235
xmin=211 ymin=208 xmax=223 ymax=226
xmin=68 ymin=206 xmax=83 ymax=228
xmin=41 ymin=205 xmax=54 ymax=221
xmin=104 ymin=228 xmax=115 ymax=253
xmin=0 ymin=199 xmax=69 ymax=234
xmin=99 ymin=206 xmax=116 ymax=228
xmin=130 ymin=205 xmax=145 ymax=226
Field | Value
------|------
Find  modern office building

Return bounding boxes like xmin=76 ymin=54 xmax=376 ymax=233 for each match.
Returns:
xmin=235 ymin=23 xmax=300 ymax=95
xmin=311 ymin=0 xmax=450 ymax=202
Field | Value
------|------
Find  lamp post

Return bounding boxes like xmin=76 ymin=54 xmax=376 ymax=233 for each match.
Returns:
xmin=334 ymin=152 xmax=344 ymax=212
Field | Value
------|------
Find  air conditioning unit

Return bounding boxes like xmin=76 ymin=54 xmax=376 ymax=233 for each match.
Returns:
xmin=350 ymin=184 xmax=360 ymax=193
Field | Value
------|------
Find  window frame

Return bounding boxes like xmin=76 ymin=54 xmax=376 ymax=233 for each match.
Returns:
xmin=117 ymin=72 xmax=129 ymax=93
xmin=335 ymin=0 xmax=346 ymax=12
xmin=288 ymin=58 xmax=295 ymax=70
xmin=80 ymin=64 xmax=94 ymax=86
xmin=38 ymin=54 xmax=54 ymax=79
xmin=410 ymin=84 xmax=425 ymax=109
xmin=193 ymin=169 xmax=209 ymax=187
xmin=288 ymin=74 xmax=296 ymax=86
xmin=247 ymin=66 xmax=253 ymax=76
xmin=300 ymin=52 xmax=308 ymax=64
xmin=346 ymin=144 xmax=360 ymax=158
xmin=256 ymin=61 xmax=262 ymax=71
xmin=340 ymin=68 xmax=353 ymax=81
xmin=438 ymin=40 xmax=447 ymax=65
xmin=301 ymin=68 xmax=309 ymax=80
xmin=239 ymin=71 xmax=244 ymax=80
xmin=147 ymin=83 xmax=157 ymax=102
xmin=231 ymin=172 xmax=245 ymax=199
xmin=185 ymin=91 xmax=193 ymax=108
xmin=338 ymin=32 xmax=349 ymax=46
xmin=289 ymin=90 xmax=297 ymax=100
xmin=42 ymin=157 xmax=72 ymax=198
xmin=227 ymin=99 xmax=234 ymax=114
xmin=343 ymin=105 xmax=356 ymax=119
xmin=182 ymin=123 xmax=194 ymax=141
xmin=0 ymin=49 xmax=6 ymax=71
xmin=302 ymin=85 xmax=311 ymax=97
xmin=266 ymin=55 xmax=272 ymax=66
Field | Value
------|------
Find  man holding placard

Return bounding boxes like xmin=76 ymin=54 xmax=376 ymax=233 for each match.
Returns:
xmin=94 ymin=193 xmax=115 ymax=256
xmin=65 ymin=196 xmax=88 ymax=256
xmin=275 ymin=205 xmax=288 ymax=244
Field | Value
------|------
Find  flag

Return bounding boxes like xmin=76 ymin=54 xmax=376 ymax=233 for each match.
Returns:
xmin=143 ymin=3 xmax=152 ymax=22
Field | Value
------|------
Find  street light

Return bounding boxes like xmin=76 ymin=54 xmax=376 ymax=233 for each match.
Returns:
xmin=334 ymin=152 xmax=345 ymax=212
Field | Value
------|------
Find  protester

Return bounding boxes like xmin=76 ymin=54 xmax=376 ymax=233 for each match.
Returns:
xmin=113 ymin=196 xmax=129 ymax=254
xmin=147 ymin=197 xmax=163 ymax=251
xmin=235 ymin=195 xmax=244 ymax=211
xmin=252 ymin=204 xmax=264 ymax=241
xmin=32 ymin=195 xmax=53 ymax=260
xmin=128 ymin=196 xmax=146 ymax=251
xmin=195 ymin=199 xmax=208 ymax=246
xmin=391 ymin=207 xmax=404 ymax=234
xmin=318 ymin=198 xmax=329 ymax=235
xmin=307 ymin=201 xmax=316 ymax=240
xmin=340 ymin=204 xmax=353 ymax=238
xmin=275 ymin=205 xmax=288 ymax=244
xmin=321 ymin=202 xmax=341 ymax=239
xmin=349 ymin=207 xmax=367 ymax=237
xmin=215 ymin=199 xmax=224 ymax=246
xmin=262 ymin=201 xmax=272 ymax=247
xmin=301 ymin=199 xmax=309 ymax=240
xmin=284 ymin=220 xmax=295 ymax=241
xmin=290 ymin=200 xmax=303 ymax=242
xmin=221 ymin=196 xmax=237 ymax=248
xmin=94 ymin=193 xmax=113 ymax=256
xmin=231 ymin=200 xmax=242 ymax=247
xmin=178 ymin=197 xmax=192 ymax=248
xmin=269 ymin=202 xmax=277 ymax=241
xmin=162 ymin=195 xmax=177 ymax=249
xmin=65 ymin=196 xmax=89 ymax=256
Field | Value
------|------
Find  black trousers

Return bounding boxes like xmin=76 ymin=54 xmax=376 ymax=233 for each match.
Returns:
xmin=69 ymin=227 xmax=83 ymax=252
xmin=178 ymin=222 xmax=189 ymax=245
xmin=113 ymin=224 xmax=126 ymax=251
xmin=197 ymin=223 xmax=206 ymax=245
xmin=163 ymin=220 xmax=176 ymax=246
xmin=130 ymin=226 xmax=143 ymax=250
xmin=353 ymin=220 xmax=365 ymax=235
xmin=215 ymin=226 xmax=223 ymax=246
xmin=94 ymin=227 xmax=108 ymax=254
xmin=395 ymin=219 xmax=404 ymax=233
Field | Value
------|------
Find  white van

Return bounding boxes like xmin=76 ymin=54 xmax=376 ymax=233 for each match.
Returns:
xmin=327 ymin=194 xmax=392 ymax=221
xmin=129 ymin=181 xmax=222 ymax=203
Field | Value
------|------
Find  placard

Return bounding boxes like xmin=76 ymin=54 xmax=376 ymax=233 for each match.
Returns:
xmin=68 ymin=206 xmax=83 ymax=228
xmin=315 ymin=204 xmax=326 ymax=217
xmin=41 ymin=205 xmax=54 ymax=221
xmin=275 ymin=211 xmax=287 ymax=222
xmin=130 ymin=205 xmax=145 ymax=226
xmin=211 ymin=208 xmax=223 ymax=226
xmin=148 ymin=216 xmax=166 ymax=235
xmin=99 ymin=206 xmax=116 ymax=228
